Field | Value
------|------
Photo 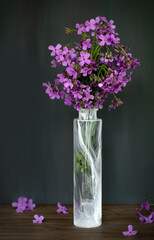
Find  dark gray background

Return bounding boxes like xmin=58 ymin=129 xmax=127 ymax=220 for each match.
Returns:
xmin=0 ymin=0 xmax=154 ymax=204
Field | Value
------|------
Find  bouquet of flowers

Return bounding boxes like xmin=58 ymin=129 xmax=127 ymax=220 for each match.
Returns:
xmin=43 ymin=16 xmax=140 ymax=111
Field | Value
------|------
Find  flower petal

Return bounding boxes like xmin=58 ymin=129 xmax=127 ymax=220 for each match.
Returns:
xmin=40 ymin=216 xmax=44 ymax=221
xmin=57 ymin=202 xmax=62 ymax=208
xmin=132 ymin=231 xmax=137 ymax=235
xmin=63 ymin=210 xmax=68 ymax=214
xmin=34 ymin=214 xmax=39 ymax=220
xmin=38 ymin=220 xmax=42 ymax=224
xmin=33 ymin=220 xmax=37 ymax=223
xmin=12 ymin=202 xmax=18 ymax=207
xmin=122 ymin=231 xmax=129 ymax=236
xmin=57 ymin=209 xmax=62 ymax=213
xmin=128 ymin=225 xmax=133 ymax=231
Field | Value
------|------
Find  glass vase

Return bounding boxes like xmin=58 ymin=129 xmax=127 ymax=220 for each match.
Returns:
xmin=73 ymin=108 xmax=102 ymax=228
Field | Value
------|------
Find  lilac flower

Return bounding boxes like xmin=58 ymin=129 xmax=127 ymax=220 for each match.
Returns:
xmin=83 ymin=90 xmax=94 ymax=102
xmin=64 ymin=79 xmax=73 ymax=89
xmin=108 ymin=98 xmax=124 ymax=111
xmin=141 ymin=202 xmax=150 ymax=211
xmin=84 ymin=101 xmax=93 ymax=109
xmin=66 ymin=66 xmax=77 ymax=79
xmin=78 ymin=52 xmax=91 ymax=66
xmin=118 ymin=71 xmax=126 ymax=82
xmin=42 ymin=82 xmax=52 ymax=95
xmin=106 ymin=34 xmax=115 ymax=45
xmin=48 ymin=44 xmax=62 ymax=56
xmin=12 ymin=196 xmax=36 ymax=213
xmin=122 ymin=225 xmax=137 ymax=237
xmin=114 ymin=37 xmax=120 ymax=44
xmin=73 ymin=91 xmax=83 ymax=99
xmin=80 ymin=67 xmax=92 ymax=76
xmin=64 ymin=94 xmax=72 ymax=106
xmin=108 ymin=20 xmax=116 ymax=30
xmin=55 ymin=50 xmax=64 ymax=63
xmin=139 ymin=215 xmax=145 ymax=223
xmin=57 ymin=202 xmax=68 ymax=214
xmin=85 ymin=19 xmax=96 ymax=32
xmin=25 ymin=199 xmax=36 ymax=212
xmin=99 ymin=34 xmax=112 ymax=46
xmin=33 ymin=215 xmax=44 ymax=224
xmin=57 ymin=73 xmax=68 ymax=83
xmin=69 ymin=48 xmax=77 ymax=59
xmin=144 ymin=214 xmax=153 ymax=224
xmin=74 ymin=103 xmax=81 ymax=111
xmin=49 ymin=88 xmax=60 ymax=100
xmin=82 ymin=39 xmax=92 ymax=50
xmin=76 ymin=23 xmax=85 ymax=35
xmin=51 ymin=59 xmax=59 ymax=68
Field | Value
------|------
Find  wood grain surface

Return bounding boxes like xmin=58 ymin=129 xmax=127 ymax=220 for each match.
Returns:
xmin=0 ymin=205 xmax=153 ymax=240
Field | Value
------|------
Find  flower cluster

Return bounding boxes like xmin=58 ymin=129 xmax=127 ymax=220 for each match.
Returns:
xmin=43 ymin=16 xmax=140 ymax=111
xmin=12 ymin=196 xmax=36 ymax=213
xmin=136 ymin=201 xmax=154 ymax=224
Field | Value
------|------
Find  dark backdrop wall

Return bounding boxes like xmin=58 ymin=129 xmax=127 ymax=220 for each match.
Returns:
xmin=0 ymin=0 xmax=154 ymax=204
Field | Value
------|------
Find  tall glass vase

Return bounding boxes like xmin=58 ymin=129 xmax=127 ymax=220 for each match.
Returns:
xmin=73 ymin=108 xmax=102 ymax=228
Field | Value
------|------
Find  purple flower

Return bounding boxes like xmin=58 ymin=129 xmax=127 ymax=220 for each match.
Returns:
xmin=33 ymin=215 xmax=44 ymax=224
xmin=73 ymin=91 xmax=83 ymax=99
xmin=25 ymin=199 xmax=36 ymax=212
xmin=76 ymin=23 xmax=85 ymax=35
xmin=12 ymin=196 xmax=36 ymax=213
xmin=51 ymin=59 xmax=59 ymax=68
xmin=106 ymin=34 xmax=115 ymax=45
xmin=78 ymin=52 xmax=91 ymax=66
xmin=114 ymin=37 xmax=120 ymax=44
xmin=66 ymin=66 xmax=77 ymax=79
xmin=55 ymin=50 xmax=65 ymax=62
xmin=122 ymin=225 xmax=137 ymax=237
xmin=83 ymin=90 xmax=94 ymax=102
xmin=49 ymin=88 xmax=60 ymax=100
xmin=64 ymin=79 xmax=73 ymax=89
xmin=144 ymin=214 xmax=153 ymax=224
xmin=139 ymin=213 xmax=154 ymax=224
xmin=57 ymin=202 xmax=68 ymax=214
xmin=85 ymin=19 xmax=96 ymax=32
xmin=64 ymin=94 xmax=72 ymax=106
xmin=48 ymin=44 xmax=62 ymax=56
xmin=99 ymin=34 xmax=112 ymax=46
xmin=118 ymin=71 xmax=126 ymax=82
xmin=42 ymin=82 xmax=52 ymax=95
xmin=82 ymin=38 xmax=92 ymax=50
xmin=141 ymin=202 xmax=150 ymax=211
xmin=108 ymin=98 xmax=124 ymax=111
xmin=80 ymin=67 xmax=92 ymax=76
xmin=139 ymin=215 xmax=145 ymax=223
xmin=108 ymin=20 xmax=116 ymax=30
xmin=74 ymin=103 xmax=81 ymax=111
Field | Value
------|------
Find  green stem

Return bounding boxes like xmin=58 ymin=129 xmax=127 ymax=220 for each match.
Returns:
xmin=117 ymin=44 xmax=128 ymax=58
xmin=98 ymin=64 xmax=108 ymax=77
xmin=94 ymin=45 xmax=102 ymax=60
xmin=113 ymin=93 xmax=118 ymax=101
xmin=65 ymin=42 xmax=74 ymax=47
xmin=90 ymin=30 xmax=97 ymax=58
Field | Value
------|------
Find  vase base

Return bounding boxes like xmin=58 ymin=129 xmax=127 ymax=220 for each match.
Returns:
xmin=74 ymin=220 xmax=102 ymax=228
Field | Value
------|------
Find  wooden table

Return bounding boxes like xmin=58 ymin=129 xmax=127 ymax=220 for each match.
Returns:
xmin=0 ymin=205 xmax=153 ymax=240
